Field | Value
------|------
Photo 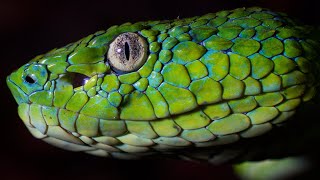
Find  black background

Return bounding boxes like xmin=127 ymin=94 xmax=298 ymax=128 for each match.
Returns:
xmin=1 ymin=0 xmax=319 ymax=179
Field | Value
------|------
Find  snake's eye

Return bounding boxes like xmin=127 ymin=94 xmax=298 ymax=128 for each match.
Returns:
xmin=107 ymin=32 xmax=148 ymax=73
xmin=70 ymin=73 xmax=90 ymax=88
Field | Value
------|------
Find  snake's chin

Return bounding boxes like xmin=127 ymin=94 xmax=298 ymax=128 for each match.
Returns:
xmin=17 ymin=103 xmax=97 ymax=153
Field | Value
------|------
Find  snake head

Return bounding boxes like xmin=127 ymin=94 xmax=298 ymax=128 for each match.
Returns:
xmin=6 ymin=7 xmax=320 ymax=161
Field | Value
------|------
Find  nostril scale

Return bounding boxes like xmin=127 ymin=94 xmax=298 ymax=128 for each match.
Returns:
xmin=25 ymin=75 xmax=36 ymax=84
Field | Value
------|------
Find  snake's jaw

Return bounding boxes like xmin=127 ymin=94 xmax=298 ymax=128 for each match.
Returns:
xmin=7 ymin=63 xmax=54 ymax=136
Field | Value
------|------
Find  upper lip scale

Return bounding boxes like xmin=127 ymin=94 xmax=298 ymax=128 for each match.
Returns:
xmin=8 ymin=77 xmax=29 ymax=96
xmin=7 ymin=76 xmax=30 ymax=104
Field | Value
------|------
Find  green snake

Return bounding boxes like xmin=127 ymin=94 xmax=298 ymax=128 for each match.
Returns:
xmin=6 ymin=7 xmax=320 ymax=178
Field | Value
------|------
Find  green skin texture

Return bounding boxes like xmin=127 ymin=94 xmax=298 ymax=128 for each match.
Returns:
xmin=6 ymin=7 xmax=320 ymax=162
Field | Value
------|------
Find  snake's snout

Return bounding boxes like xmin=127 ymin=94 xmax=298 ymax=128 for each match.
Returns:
xmin=7 ymin=63 xmax=49 ymax=105
xmin=7 ymin=76 xmax=28 ymax=104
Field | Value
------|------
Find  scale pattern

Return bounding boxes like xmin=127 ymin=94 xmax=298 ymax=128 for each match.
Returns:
xmin=7 ymin=7 xmax=320 ymax=160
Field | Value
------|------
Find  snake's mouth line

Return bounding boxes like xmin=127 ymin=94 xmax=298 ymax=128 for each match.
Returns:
xmin=17 ymin=100 xmax=254 ymax=158
xmin=18 ymin=102 xmax=290 ymax=163
xmin=17 ymin=102 xmax=157 ymax=158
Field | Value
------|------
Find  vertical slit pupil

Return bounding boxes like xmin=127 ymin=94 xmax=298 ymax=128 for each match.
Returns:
xmin=124 ymin=42 xmax=130 ymax=60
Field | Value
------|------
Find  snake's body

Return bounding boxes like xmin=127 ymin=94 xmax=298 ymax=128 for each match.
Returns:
xmin=7 ymin=7 xmax=320 ymax=164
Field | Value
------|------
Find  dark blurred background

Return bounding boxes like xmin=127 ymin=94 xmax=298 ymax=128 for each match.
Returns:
xmin=0 ymin=0 xmax=319 ymax=179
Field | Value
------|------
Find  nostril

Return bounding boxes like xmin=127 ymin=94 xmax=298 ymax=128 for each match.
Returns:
xmin=25 ymin=75 xmax=36 ymax=84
